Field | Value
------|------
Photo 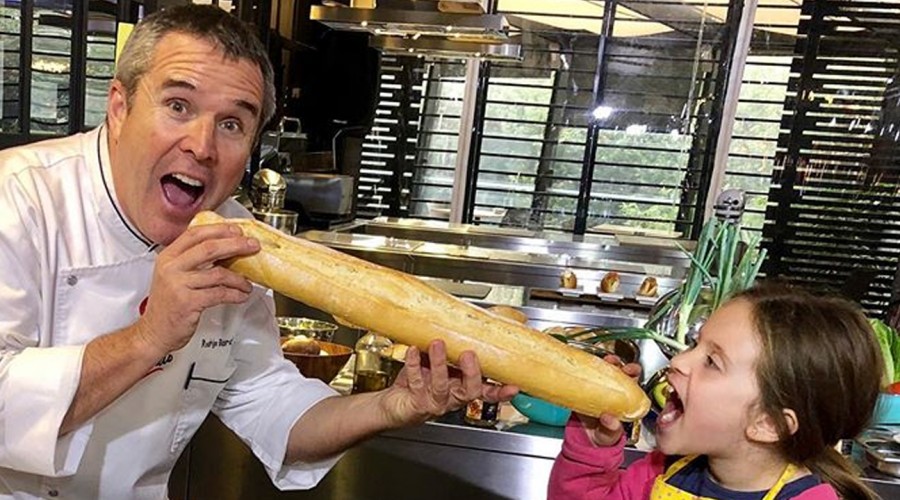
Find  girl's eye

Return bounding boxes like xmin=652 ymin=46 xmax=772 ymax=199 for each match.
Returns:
xmin=704 ymin=355 xmax=719 ymax=370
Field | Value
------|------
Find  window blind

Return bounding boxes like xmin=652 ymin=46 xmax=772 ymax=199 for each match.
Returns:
xmin=761 ymin=0 xmax=900 ymax=313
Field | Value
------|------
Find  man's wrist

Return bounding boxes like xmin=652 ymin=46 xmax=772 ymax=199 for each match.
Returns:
xmin=129 ymin=318 xmax=169 ymax=363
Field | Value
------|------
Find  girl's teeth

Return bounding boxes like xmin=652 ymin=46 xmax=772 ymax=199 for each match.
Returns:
xmin=659 ymin=411 xmax=677 ymax=424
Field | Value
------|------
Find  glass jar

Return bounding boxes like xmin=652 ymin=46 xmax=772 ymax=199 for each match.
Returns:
xmin=463 ymin=398 xmax=499 ymax=428
xmin=352 ymin=333 xmax=394 ymax=394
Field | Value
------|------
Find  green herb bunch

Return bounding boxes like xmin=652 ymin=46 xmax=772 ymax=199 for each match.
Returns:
xmin=571 ymin=218 xmax=767 ymax=354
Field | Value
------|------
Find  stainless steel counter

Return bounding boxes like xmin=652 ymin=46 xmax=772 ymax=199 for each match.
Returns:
xmin=171 ymin=410 xmax=900 ymax=500
xmin=302 ymin=218 xmax=693 ymax=296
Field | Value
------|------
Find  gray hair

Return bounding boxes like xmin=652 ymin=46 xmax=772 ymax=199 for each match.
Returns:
xmin=115 ymin=4 xmax=276 ymax=132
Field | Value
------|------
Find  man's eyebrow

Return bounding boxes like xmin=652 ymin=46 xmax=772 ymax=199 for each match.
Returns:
xmin=161 ymin=78 xmax=260 ymax=118
xmin=234 ymin=99 xmax=259 ymax=118
xmin=161 ymin=78 xmax=196 ymax=92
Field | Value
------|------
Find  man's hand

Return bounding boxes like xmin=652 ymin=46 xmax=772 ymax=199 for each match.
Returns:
xmin=576 ymin=355 xmax=642 ymax=447
xmin=285 ymin=340 xmax=518 ymax=462
xmin=137 ymin=223 xmax=260 ymax=355
xmin=377 ymin=340 xmax=519 ymax=428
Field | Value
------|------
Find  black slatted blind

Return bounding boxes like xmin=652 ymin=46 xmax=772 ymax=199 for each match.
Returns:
xmin=762 ymin=0 xmax=900 ymax=313
xmin=0 ymin=4 xmax=22 ymax=132
xmin=358 ymin=55 xmax=425 ymax=218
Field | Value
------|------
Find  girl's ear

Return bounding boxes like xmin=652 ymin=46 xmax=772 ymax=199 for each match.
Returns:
xmin=746 ymin=408 xmax=798 ymax=444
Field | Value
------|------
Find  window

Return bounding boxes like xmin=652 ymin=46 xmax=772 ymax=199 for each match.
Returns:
xmin=723 ymin=1 xmax=800 ymax=231
xmin=465 ymin=0 xmax=735 ymax=235
xmin=409 ymin=60 xmax=467 ymax=220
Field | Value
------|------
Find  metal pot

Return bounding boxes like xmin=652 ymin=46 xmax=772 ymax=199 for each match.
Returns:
xmin=567 ymin=338 xmax=640 ymax=365
xmin=252 ymin=209 xmax=298 ymax=235
xmin=645 ymin=287 xmax=713 ymax=357
xmin=277 ymin=317 xmax=338 ymax=342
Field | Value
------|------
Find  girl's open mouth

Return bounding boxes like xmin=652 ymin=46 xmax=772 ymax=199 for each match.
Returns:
xmin=657 ymin=385 xmax=684 ymax=428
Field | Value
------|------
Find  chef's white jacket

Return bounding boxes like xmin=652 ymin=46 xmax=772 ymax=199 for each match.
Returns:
xmin=0 ymin=127 xmax=340 ymax=499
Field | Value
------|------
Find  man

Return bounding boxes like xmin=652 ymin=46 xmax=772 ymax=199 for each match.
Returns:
xmin=0 ymin=5 xmax=515 ymax=499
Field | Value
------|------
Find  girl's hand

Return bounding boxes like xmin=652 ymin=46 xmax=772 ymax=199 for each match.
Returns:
xmin=577 ymin=354 xmax=642 ymax=447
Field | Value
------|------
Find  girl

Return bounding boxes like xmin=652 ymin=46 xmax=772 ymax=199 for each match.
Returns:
xmin=548 ymin=284 xmax=882 ymax=499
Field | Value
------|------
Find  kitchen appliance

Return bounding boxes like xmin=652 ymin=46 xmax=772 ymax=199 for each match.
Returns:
xmin=248 ymin=169 xmax=300 ymax=234
xmin=310 ymin=0 xmax=522 ymax=61
xmin=284 ymin=172 xmax=355 ymax=229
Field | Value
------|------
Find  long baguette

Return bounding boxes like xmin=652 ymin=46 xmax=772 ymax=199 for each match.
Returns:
xmin=191 ymin=211 xmax=650 ymax=420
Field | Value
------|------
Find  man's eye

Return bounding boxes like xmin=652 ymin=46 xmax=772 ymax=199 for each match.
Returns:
xmin=168 ymin=100 xmax=187 ymax=114
xmin=220 ymin=120 xmax=244 ymax=134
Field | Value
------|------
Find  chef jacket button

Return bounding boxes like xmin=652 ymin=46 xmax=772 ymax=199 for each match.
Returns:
xmin=66 ymin=275 xmax=78 ymax=286
xmin=48 ymin=489 xmax=59 ymax=497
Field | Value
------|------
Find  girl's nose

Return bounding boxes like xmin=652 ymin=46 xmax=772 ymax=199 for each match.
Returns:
xmin=669 ymin=350 xmax=690 ymax=376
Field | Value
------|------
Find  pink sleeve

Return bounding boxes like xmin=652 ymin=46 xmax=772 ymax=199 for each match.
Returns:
xmin=547 ymin=417 xmax=666 ymax=500
xmin=793 ymin=484 xmax=839 ymax=499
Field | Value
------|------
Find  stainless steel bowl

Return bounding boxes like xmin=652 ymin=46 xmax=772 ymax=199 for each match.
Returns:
xmin=252 ymin=209 xmax=298 ymax=235
xmin=277 ymin=317 xmax=338 ymax=342
xmin=567 ymin=338 xmax=640 ymax=365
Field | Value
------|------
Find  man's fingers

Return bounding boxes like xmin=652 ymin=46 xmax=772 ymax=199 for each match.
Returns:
xmin=427 ymin=340 xmax=450 ymax=402
xmin=174 ymin=236 xmax=259 ymax=272
xmin=456 ymin=351 xmax=483 ymax=401
xmin=404 ymin=346 xmax=427 ymax=392
xmin=161 ymin=222 xmax=260 ymax=272
xmin=482 ymin=384 xmax=519 ymax=403
xmin=164 ymin=223 xmax=242 ymax=255
xmin=186 ymin=266 xmax=253 ymax=293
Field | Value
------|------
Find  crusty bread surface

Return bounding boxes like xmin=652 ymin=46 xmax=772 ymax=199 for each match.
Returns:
xmin=486 ymin=305 xmax=530 ymax=325
xmin=191 ymin=211 xmax=650 ymax=420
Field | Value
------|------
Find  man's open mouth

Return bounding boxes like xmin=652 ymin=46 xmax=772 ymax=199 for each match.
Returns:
xmin=161 ymin=173 xmax=205 ymax=208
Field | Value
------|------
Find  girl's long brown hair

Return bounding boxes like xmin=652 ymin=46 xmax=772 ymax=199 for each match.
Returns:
xmin=736 ymin=284 xmax=882 ymax=500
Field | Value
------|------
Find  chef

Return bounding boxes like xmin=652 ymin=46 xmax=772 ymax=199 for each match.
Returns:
xmin=0 ymin=5 xmax=515 ymax=499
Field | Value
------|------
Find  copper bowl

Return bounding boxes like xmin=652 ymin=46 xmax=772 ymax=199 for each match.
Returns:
xmin=282 ymin=340 xmax=352 ymax=383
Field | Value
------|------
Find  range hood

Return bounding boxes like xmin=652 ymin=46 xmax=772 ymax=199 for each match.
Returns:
xmin=310 ymin=0 xmax=522 ymax=61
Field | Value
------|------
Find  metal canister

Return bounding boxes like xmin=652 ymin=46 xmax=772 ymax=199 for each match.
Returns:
xmin=249 ymin=168 xmax=287 ymax=211
xmin=352 ymin=333 xmax=394 ymax=394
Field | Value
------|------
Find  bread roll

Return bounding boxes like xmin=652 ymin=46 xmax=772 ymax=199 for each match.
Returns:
xmin=191 ymin=211 xmax=649 ymax=420
xmin=599 ymin=272 xmax=620 ymax=293
xmin=282 ymin=336 xmax=321 ymax=355
xmin=637 ymin=277 xmax=658 ymax=297
xmin=487 ymin=305 xmax=529 ymax=325
xmin=437 ymin=0 xmax=486 ymax=14
xmin=560 ymin=269 xmax=578 ymax=289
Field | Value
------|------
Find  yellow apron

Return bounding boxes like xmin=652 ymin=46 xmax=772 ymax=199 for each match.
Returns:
xmin=650 ymin=455 xmax=798 ymax=500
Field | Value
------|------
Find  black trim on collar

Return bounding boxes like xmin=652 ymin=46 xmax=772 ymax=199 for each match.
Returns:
xmin=96 ymin=127 xmax=154 ymax=249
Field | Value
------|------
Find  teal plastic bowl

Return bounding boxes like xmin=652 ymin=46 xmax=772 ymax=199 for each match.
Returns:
xmin=873 ymin=393 xmax=900 ymax=425
xmin=511 ymin=393 xmax=571 ymax=426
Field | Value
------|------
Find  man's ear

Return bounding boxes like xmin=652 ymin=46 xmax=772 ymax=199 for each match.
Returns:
xmin=106 ymin=79 xmax=128 ymax=140
xmin=746 ymin=408 xmax=798 ymax=444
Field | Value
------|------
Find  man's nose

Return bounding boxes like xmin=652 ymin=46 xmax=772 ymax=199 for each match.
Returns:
xmin=182 ymin=117 xmax=217 ymax=162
